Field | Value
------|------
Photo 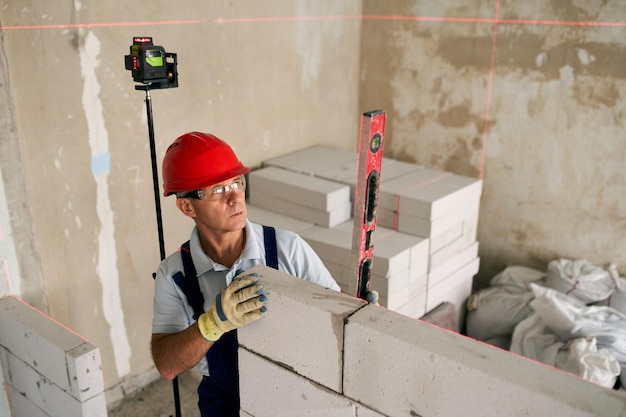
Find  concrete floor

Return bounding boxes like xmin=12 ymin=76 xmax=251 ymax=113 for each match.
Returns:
xmin=108 ymin=370 xmax=202 ymax=417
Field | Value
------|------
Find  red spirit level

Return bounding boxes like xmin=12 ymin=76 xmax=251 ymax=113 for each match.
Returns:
xmin=349 ymin=110 xmax=386 ymax=301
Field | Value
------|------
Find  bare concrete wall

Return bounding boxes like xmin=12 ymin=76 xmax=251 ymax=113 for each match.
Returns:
xmin=359 ymin=1 xmax=626 ymax=285
xmin=0 ymin=0 xmax=362 ymax=392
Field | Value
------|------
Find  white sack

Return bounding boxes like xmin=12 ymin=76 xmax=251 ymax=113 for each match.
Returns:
xmin=490 ymin=265 xmax=545 ymax=289
xmin=606 ymin=267 xmax=626 ymax=316
xmin=465 ymin=286 xmax=534 ymax=342
xmin=529 ymin=284 xmax=626 ymax=364
xmin=510 ymin=312 xmax=620 ymax=389
xmin=545 ymin=258 xmax=616 ymax=304
xmin=554 ymin=337 xmax=620 ymax=389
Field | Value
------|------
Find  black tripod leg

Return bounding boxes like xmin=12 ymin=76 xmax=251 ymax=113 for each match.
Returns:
xmin=144 ymin=89 xmax=182 ymax=417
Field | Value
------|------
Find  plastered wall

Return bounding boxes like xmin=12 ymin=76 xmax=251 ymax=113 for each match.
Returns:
xmin=0 ymin=0 xmax=624 ymax=408
xmin=358 ymin=1 xmax=626 ymax=284
xmin=0 ymin=0 xmax=362 ymax=399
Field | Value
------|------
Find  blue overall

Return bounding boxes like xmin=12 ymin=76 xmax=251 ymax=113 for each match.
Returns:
xmin=172 ymin=225 xmax=278 ymax=417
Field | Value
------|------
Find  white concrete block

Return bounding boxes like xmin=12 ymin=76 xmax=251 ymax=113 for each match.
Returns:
xmin=323 ymin=258 xmax=426 ymax=310
xmin=379 ymin=170 xmax=482 ymax=221
xmin=249 ymin=166 xmax=351 ymax=211
xmin=317 ymin=157 xmax=423 ymax=199
xmin=344 ymin=305 xmax=625 ymax=417
xmin=390 ymin=291 xmax=427 ymax=319
xmin=6 ymin=385 xmax=48 ymax=417
xmin=426 ymin=257 xmax=479 ymax=326
xmin=246 ymin=204 xmax=314 ymax=233
xmin=239 ymin=348 xmax=385 ymax=417
xmin=238 ymin=265 xmax=365 ymax=392
xmin=0 ymin=297 xmax=85 ymax=394
xmin=378 ymin=168 xmax=451 ymax=212
xmin=66 ymin=343 xmax=104 ymax=402
xmin=300 ymin=222 xmax=429 ymax=281
xmin=396 ymin=197 xmax=480 ymax=237
xmin=429 ymin=215 xmax=469 ymax=254
xmin=429 ymin=212 xmax=479 ymax=267
xmin=377 ymin=277 xmax=426 ymax=311
xmin=428 ymin=242 xmax=479 ymax=288
xmin=263 ymin=145 xmax=357 ymax=176
xmin=249 ymin=192 xmax=351 ymax=228
xmin=334 ymin=220 xmax=430 ymax=280
xmin=3 ymin=349 xmax=107 ymax=417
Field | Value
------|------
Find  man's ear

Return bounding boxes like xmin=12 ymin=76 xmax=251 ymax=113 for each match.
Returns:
xmin=175 ymin=198 xmax=196 ymax=218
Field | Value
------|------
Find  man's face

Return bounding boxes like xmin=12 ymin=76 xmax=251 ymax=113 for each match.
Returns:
xmin=177 ymin=176 xmax=247 ymax=234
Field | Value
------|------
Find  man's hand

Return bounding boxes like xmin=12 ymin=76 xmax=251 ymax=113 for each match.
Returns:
xmin=197 ymin=273 xmax=267 ymax=341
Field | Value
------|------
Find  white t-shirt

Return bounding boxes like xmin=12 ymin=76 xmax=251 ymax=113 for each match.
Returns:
xmin=152 ymin=219 xmax=340 ymax=375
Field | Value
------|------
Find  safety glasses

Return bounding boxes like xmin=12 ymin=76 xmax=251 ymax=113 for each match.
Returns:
xmin=181 ymin=176 xmax=246 ymax=201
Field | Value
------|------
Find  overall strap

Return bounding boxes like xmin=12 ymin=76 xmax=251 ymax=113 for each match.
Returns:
xmin=174 ymin=228 xmax=279 ymax=412
xmin=262 ymin=225 xmax=278 ymax=270
xmin=171 ymin=240 xmax=205 ymax=321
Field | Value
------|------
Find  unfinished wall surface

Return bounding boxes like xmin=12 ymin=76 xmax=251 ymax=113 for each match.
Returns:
xmin=240 ymin=265 xmax=626 ymax=417
xmin=0 ymin=0 xmax=362 ymax=402
xmin=0 ymin=0 xmax=625 ymax=411
xmin=359 ymin=1 xmax=626 ymax=286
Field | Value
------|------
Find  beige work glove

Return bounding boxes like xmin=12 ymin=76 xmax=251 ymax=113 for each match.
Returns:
xmin=197 ymin=273 xmax=267 ymax=342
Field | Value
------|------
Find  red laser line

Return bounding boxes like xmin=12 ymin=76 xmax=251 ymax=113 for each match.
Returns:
xmin=3 ymin=259 xmax=12 ymax=297
xmin=214 ymin=14 xmax=626 ymax=27
xmin=0 ymin=19 xmax=201 ymax=31
xmin=13 ymin=296 xmax=90 ymax=341
xmin=480 ymin=0 xmax=500 ymax=180
xmin=393 ymin=172 xmax=451 ymax=230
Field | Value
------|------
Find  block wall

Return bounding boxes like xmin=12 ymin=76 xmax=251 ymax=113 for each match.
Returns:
xmin=239 ymin=265 xmax=626 ymax=417
xmin=0 ymin=297 xmax=107 ymax=417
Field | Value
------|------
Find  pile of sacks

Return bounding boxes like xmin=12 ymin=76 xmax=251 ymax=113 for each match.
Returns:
xmin=465 ymin=258 xmax=626 ymax=389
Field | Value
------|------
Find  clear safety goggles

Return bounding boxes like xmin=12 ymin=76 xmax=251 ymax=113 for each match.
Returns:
xmin=180 ymin=176 xmax=246 ymax=201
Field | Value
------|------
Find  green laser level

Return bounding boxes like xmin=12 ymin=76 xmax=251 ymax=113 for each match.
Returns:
xmin=125 ymin=37 xmax=178 ymax=89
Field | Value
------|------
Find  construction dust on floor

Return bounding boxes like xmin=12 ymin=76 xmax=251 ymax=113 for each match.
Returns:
xmin=108 ymin=370 xmax=202 ymax=417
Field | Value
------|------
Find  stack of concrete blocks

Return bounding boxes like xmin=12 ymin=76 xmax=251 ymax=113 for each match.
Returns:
xmin=376 ymin=167 xmax=482 ymax=326
xmin=251 ymin=145 xmax=482 ymax=325
xmin=238 ymin=264 xmax=624 ymax=417
xmin=0 ymin=296 xmax=106 ymax=417
xmin=297 ymin=222 xmax=429 ymax=318
xmin=248 ymin=164 xmax=352 ymax=228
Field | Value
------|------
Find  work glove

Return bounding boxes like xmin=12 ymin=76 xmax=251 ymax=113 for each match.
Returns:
xmin=197 ymin=273 xmax=267 ymax=342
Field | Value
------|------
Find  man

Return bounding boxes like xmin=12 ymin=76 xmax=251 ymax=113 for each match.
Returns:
xmin=151 ymin=131 xmax=340 ymax=416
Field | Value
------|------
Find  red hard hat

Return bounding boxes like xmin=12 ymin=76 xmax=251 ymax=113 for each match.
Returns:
xmin=162 ymin=132 xmax=250 ymax=196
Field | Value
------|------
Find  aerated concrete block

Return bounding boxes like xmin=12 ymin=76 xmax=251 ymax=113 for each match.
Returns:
xmin=390 ymin=291 xmax=427 ymax=319
xmin=5 ymin=384 xmax=48 ymax=417
xmin=246 ymin=204 xmax=314 ymax=233
xmin=249 ymin=166 xmax=351 ymax=211
xmin=426 ymin=256 xmax=479 ymax=326
xmin=238 ymin=264 xmax=365 ymax=392
xmin=427 ymin=242 xmax=479 ymax=288
xmin=3 ymin=349 xmax=106 ymax=417
xmin=249 ymin=192 xmax=351 ymax=228
xmin=379 ymin=169 xmax=482 ymax=221
xmin=0 ymin=297 xmax=103 ymax=401
xmin=262 ymin=145 xmax=357 ymax=176
xmin=430 ymin=211 xmax=478 ymax=255
xmin=317 ymin=157 xmax=424 ymax=200
xmin=344 ymin=305 xmax=623 ymax=417
xmin=239 ymin=348 xmax=385 ymax=417
xmin=323 ymin=258 xmax=427 ymax=310
xmin=300 ymin=222 xmax=429 ymax=281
